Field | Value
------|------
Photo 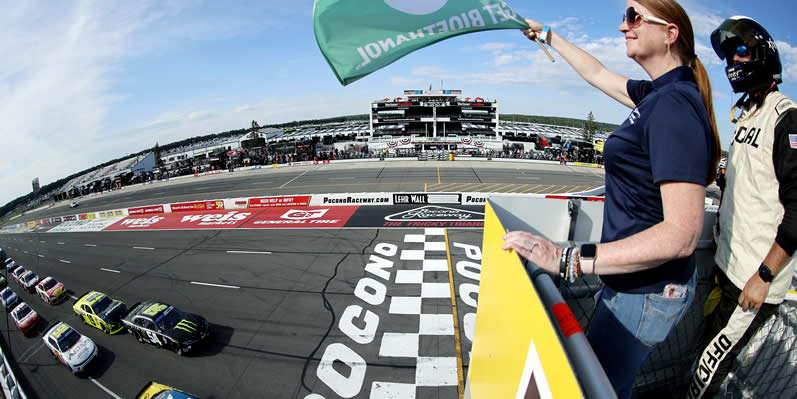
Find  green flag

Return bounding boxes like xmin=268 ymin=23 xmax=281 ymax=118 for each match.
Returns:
xmin=313 ymin=0 xmax=530 ymax=85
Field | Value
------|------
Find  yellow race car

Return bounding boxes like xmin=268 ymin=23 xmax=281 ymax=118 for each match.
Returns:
xmin=73 ymin=291 xmax=128 ymax=334
xmin=136 ymin=381 xmax=200 ymax=399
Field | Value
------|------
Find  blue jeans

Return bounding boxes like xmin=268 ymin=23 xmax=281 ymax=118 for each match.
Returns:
xmin=587 ymin=271 xmax=696 ymax=399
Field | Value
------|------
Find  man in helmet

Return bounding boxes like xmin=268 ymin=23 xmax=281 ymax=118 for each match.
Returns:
xmin=687 ymin=16 xmax=797 ymax=398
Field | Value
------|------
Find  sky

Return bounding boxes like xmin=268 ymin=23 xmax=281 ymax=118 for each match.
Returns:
xmin=1 ymin=0 xmax=796 ymax=207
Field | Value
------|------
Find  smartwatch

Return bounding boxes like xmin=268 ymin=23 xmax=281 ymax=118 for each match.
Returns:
xmin=758 ymin=263 xmax=774 ymax=283
xmin=580 ymin=244 xmax=597 ymax=274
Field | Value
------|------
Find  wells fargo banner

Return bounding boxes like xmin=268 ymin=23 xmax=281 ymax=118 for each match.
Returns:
xmin=313 ymin=0 xmax=528 ymax=85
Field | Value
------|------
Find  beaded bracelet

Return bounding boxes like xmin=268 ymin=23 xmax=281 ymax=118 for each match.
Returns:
xmin=568 ymin=249 xmax=578 ymax=283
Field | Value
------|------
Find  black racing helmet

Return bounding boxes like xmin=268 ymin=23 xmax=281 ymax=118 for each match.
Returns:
xmin=710 ymin=16 xmax=782 ymax=93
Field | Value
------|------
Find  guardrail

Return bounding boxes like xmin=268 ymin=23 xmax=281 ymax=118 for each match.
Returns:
xmin=0 ymin=249 xmax=28 ymax=399
xmin=0 ymin=339 xmax=28 ymax=399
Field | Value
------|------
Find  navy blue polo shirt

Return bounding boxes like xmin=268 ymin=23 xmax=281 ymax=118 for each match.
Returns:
xmin=601 ymin=66 xmax=713 ymax=294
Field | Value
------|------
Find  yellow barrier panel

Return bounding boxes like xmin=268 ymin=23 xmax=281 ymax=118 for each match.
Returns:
xmin=469 ymin=201 xmax=581 ymax=398
xmin=573 ymin=162 xmax=600 ymax=168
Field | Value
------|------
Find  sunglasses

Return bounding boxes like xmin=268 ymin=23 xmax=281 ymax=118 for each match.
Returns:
xmin=623 ymin=7 xmax=669 ymax=28
xmin=734 ymin=45 xmax=749 ymax=57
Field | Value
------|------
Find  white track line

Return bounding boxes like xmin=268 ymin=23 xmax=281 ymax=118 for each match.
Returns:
xmin=89 ymin=377 xmax=123 ymax=399
xmin=191 ymin=281 xmax=240 ymax=289
xmin=57 ymin=242 xmax=65 ymax=245
xmin=279 ymin=167 xmax=314 ymax=188
xmin=84 ymin=244 xmax=97 ymax=247
xmin=69 ymin=295 xmax=79 ymax=300
xmin=20 ymin=342 xmax=46 ymax=363
xmin=37 ymin=254 xmax=45 ymax=258
xmin=226 ymin=251 xmax=272 ymax=255
xmin=59 ymin=260 xmax=71 ymax=264
xmin=132 ymin=247 xmax=155 ymax=250
xmin=100 ymin=268 xmax=120 ymax=273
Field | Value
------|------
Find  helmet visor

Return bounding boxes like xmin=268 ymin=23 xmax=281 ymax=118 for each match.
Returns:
xmin=711 ymin=18 xmax=766 ymax=60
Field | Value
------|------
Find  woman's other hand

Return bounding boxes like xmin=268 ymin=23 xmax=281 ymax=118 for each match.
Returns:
xmin=501 ymin=231 xmax=562 ymax=274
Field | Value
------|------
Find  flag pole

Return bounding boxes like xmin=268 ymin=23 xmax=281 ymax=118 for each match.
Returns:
xmin=536 ymin=39 xmax=555 ymax=62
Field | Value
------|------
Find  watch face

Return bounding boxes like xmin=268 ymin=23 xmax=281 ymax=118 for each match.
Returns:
xmin=581 ymin=244 xmax=597 ymax=259
xmin=759 ymin=264 xmax=774 ymax=282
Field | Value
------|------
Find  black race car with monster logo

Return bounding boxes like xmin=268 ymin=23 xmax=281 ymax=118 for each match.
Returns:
xmin=122 ymin=301 xmax=210 ymax=356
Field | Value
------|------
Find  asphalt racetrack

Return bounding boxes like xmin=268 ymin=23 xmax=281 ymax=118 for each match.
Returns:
xmin=0 ymin=161 xmax=606 ymax=399
xmin=14 ymin=160 xmax=606 ymax=224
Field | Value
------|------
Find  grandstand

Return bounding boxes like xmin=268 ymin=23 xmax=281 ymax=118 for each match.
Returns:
xmin=252 ymin=90 xmax=609 ymax=154
xmin=52 ymin=152 xmax=155 ymax=201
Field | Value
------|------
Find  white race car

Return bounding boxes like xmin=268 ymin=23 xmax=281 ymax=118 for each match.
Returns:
xmin=43 ymin=322 xmax=98 ymax=375
xmin=19 ymin=271 xmax=40 ymax=294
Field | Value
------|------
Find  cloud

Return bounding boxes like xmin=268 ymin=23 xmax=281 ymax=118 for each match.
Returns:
xmin=687 ymin=10 xmax=725 ymax=38
xmin=696 ymin=42 xmax=722 ymax=65
xmin=548 ymin=17 xmax=584 ymax=33
xmin=0 ymin=1 xmax=288 ymax=206
xmin=410 ymin=66 xmax=451 ymax=77
xmin=121 ymin=95 xmax=367 ymax=149
xmin=390 ymin=76 xmax=427 ymax=86
xmin=479 ymin=42 xmax=515 ymax=52
xmin=777 ymin=40 xmax=797 ymax=82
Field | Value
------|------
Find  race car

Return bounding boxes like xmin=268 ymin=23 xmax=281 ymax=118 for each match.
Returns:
xmin=1 ymin=287 xmax=18 ymax=310
xmin=69 ymin=201 xmax=79 ymax=208
xmin=123 ymin=301 xmax=210 ymax=356
xmin=19 ymin=271 xmax=40 ymax=294
xmin=136 ymin=381 xmax=201 ymax=399
xmin=0 ymin=275 xmax=6 ymax=289
xmin=73 ymin=291 xmax=128 ymax=334
xmin=43 ymin=322 xmax=98 ymax=375
xmin=11 ymin=266 xmax=27 ymax=284
xmin=4 ymin=258 xmax=15 ymax=270
xmin=11 ymin=302 xmax=40 ymax=337
xmin=36 ymin=277 xmax=67 ymax=305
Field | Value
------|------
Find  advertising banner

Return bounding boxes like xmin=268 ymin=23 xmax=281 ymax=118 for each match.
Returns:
xmin=49 ymin=218 xmax=125 ymax=233
xmin=98 ymin=210 xmax=126 ymax=218
xmin=241 ymin=206 xmax=358 ymax=229
xmin=393 ymin=193 xmax=461 ymax=205
xmin=248 ymin=195 xmax=312 ymax=208
xmin=128 ymin=205 xmax=165 ymax=215
xmin=461 ymin=192 xmax=490 ymax=205
xmin=105 ymin=210 xmax=254 ymax=231
xmin=345 ymin=205 xmax=485 ymax=228
xmin=312 ymin=193 xmax=392 ymax=206
xmin=170 ymin=200 xmax=225 ymax=212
